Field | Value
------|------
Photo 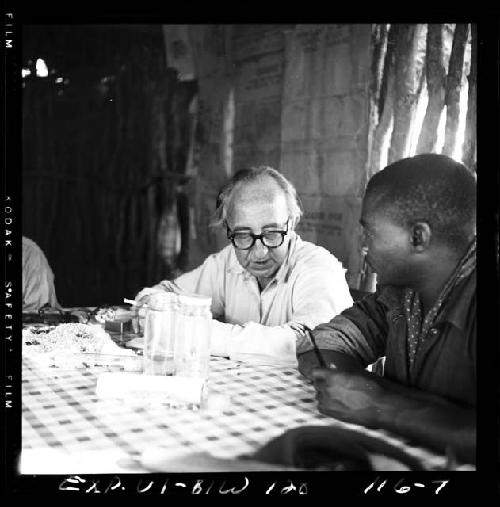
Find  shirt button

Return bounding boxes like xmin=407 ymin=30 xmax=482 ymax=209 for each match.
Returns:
xmin=430 ymin=328 xmax=438 ymax=336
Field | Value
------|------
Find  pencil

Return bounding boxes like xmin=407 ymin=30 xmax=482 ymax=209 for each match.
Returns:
xmin=123 ymin=298 xmax=149 ymax=309
xmin=301 ymin=324 xmax=327 ymax=368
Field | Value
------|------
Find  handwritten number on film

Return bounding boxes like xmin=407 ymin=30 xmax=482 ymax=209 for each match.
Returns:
xmin=59 ymin=476 xmax=308 ymax=495
xmin=364 ymin=477 xmax=449 ymax=495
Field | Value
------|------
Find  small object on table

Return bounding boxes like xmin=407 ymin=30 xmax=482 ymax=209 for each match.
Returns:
xmin=104 ymin=318 xmax=132 ymax=334
xmin=94 ymin=307 xmax=116 ymax=324
xmin=123 ymin=336 xmax=144 ymax=351
xmin=96 ymin=372 xmax=207 ymax=408
xmin=23 ymin=310 xmax=79 ymax=325
xmin=39 ymin=353 xmax=142 ymax=371
xmin=23 ymin=322 xmax=138 ymax=370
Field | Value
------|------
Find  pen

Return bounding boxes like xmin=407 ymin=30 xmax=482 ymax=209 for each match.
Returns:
xmin=301 ymin=324 xmax=327 ymax=368
xmin=123 ymin=298 xmax=149 ymax=309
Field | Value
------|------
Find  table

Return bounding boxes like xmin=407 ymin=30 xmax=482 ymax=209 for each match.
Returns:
xmin=20 ymin=353 xmax=459 ymax=474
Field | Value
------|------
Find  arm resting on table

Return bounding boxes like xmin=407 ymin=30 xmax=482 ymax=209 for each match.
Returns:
xmin=298 ymin=349 xmax=365 ymax=378
xmin=375 ymin=374 xmax=476 ymax=464
xmin=307 ymin=353 xmax=476 ymax=465
xmin=210 ymin=319 xmax=299 ymax=366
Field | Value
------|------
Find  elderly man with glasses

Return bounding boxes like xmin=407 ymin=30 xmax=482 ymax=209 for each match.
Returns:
xmin=134 ymin=166 xmax=353 ymax=366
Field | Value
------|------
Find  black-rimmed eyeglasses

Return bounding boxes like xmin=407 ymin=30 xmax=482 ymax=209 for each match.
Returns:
xmin=226 ymin=220 xmax=290 ymax=250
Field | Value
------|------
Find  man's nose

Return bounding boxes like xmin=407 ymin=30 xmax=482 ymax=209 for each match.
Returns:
xmin=252 ymin=238 xmax=269 ymax=258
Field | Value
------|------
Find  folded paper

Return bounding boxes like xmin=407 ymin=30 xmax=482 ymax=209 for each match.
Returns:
xmin=96 ymin=372 xmax=207 ymax=406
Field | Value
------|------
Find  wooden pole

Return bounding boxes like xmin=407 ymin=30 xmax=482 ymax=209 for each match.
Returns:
xmin=463 ymin=23 xmax=476 ymax=171
xmin=416 ymin=24 xmax=446 ymax=154
xmin=370 ymin=24 xmax=390 ymax=125
xmin=443 ymin=23 xmax=470 ymax=157
xmin=369 ymin=24 xmax=397 ymax=176
xmin=388 ymin=24 xmax=425 ymax=164
xmin=366 ymin=24 xmax=389 ymax=179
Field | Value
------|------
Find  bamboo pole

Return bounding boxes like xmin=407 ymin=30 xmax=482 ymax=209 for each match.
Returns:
xmin=443 ymin=23 xmax=470 ymax=157
xmin=388 ymin=24 xmax=425 ymax=164
xmin=416 ymin=24 xmax=446 ymax=154
xmin=463 ymin=24 xmax=476 ymax=171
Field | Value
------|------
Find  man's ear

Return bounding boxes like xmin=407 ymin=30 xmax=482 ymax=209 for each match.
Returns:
xmin=410 ymin=222 xmax=431 ymax=252
xmin=289 ymin=217 xmax=299 ymax=231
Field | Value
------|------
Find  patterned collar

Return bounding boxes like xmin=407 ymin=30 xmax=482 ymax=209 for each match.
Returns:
xmin=434 ymin=270 xmax=475 ymax=331
xmin=376 ymin=237 xmax=476 ymax=332
xmin=405 ymin=237 xmax=476 ymax=368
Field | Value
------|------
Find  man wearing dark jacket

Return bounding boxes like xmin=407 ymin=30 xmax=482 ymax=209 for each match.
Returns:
xmin=299 ymin=154 xmax=476 ymax=464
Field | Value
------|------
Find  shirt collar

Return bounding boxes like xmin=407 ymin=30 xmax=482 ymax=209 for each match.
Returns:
xmin=274 ymin=231 xmax=298 ymax=283
xmin=375 ymin=285 xmax=406 ymax=309
xmin=376 ymin=269 xmax=475 ymax=332
xmin=436 ymin=269 xmax=475 ymax=331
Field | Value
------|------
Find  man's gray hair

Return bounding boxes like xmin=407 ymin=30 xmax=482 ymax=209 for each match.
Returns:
xmin=211 ymin=166 xmax=303 ymax=228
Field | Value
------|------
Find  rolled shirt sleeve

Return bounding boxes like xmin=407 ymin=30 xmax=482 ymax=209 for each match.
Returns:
xmin=291 ymin=257 xmax=353 ymax=354
xmin=309 ymin=291 xmax=391 ymax=367
xmin=210 ymin=320 xmax=298 ymax=367
xmin=206 ymin=244 xmax=353 ymax=366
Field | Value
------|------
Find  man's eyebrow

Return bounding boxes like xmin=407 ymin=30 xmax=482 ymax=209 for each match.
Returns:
xmin=232 ymin=222 xmax=285 ymax=232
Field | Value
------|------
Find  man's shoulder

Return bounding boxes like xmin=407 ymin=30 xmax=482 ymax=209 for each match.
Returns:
xmin=23 ymin=236 xmax=39 ymax=251
xmin=205 ymin=243 xmax=241 ymax=272
xmin=207 ymin=243 xmax=232 ymax=259
xmin=22 ymin=236 xmax=45 ymax=260
xmin=292 ymin=236 xmax=344 ymax=270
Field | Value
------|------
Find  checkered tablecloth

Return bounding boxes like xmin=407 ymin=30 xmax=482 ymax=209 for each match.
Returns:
xmin=21 ymin=355 xmax=453 ymax=474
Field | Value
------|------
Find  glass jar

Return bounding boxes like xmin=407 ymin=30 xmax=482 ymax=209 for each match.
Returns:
xmin=173 ymin=295 xmax=212 ymax=379
xmin=143 ymin=292 xmax=178 ymax=375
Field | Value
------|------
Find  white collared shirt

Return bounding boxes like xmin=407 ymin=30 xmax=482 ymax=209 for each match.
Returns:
xmin=153 ymin=233 xmax=353 ymax=367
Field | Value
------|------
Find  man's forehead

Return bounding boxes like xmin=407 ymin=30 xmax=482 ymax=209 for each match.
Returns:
xmin=231 ymin=179 xmax=286 ymax=206
xmin=231 ymin=198 xmax=288 ymax=219
xmin=228 ymin=190 xmax=288 ymax=228
xmin=235 ymin=177 xmax=283 ymax=200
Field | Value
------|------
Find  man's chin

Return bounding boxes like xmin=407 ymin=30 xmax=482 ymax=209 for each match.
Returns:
xmin=249 ymin=264 xmax=276 ymax=277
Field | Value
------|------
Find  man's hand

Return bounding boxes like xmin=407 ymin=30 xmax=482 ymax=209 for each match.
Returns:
xmin=297 ymin=350 xmax=322 ymax=380
xmin=311 ymin=367 xmax=476 ymax=464
xmin=312 ymin=368 xmax=390 ymax=429
xmin=298 ymin=349 xmax=364 ymax=381
xmin=131 ymin=287 xmax=166 ymax=334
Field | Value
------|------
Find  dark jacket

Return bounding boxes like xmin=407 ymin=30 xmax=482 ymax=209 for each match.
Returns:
xmin=311 ymin=271 xmax=476 ymax=407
